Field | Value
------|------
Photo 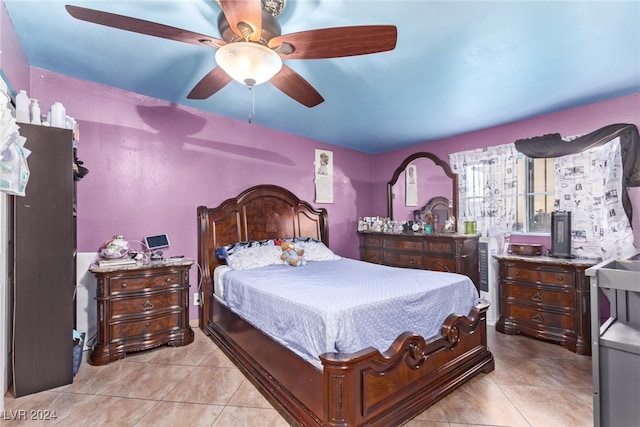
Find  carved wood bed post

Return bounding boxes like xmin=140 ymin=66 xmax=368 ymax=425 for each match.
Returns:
xmin=197 ymin=206 xmax=213 ymax=329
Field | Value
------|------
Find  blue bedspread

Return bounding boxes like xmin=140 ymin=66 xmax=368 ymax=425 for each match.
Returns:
xmin=222 ymin=258 xmax=478 ymax=365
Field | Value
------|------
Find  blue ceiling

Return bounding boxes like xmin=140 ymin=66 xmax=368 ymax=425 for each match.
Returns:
xmin=4 ymin=1 xmax=639 ymax=154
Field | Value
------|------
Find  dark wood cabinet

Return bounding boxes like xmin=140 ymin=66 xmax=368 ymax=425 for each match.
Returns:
xmin=495 ymin=255 xmax=595 ymax=355
xmin=11 ymin=124 xmax=75 ymax=397
xmin=358 ymin=232 xmax=479 ymax=290
xmin=89 ymin=260 xmax=195 ymax=365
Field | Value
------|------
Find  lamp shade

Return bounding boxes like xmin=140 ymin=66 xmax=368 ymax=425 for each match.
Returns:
xmin=215 ymin=42 xmax=283 ymax=86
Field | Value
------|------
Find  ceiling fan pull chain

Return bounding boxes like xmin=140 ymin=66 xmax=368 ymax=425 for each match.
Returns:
xmin=248 ymin=85 xmax=255 ymax=124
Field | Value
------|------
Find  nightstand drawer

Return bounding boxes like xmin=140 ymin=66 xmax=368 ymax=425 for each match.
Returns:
xmin=110 ymin=272 xmax=182 ymax=293
xmin=110 ymin=313 xmax=181 ymax=340
xmin=504 ymin=282 xmax=575 ymax=309
xmin=506 ymin=303 xmax=575 ymax=331
xmin=111 ymin=292 xmax=181 ymax=317
xmin=427 ymin=240 xmax=454 ymax=254
xmin=506 ymin=266 xmax=574 ymax=287
xmin=383 ymin=252 xmax=425 ymax=268
xmin=384 ymin=238 xmax=423 ymax=251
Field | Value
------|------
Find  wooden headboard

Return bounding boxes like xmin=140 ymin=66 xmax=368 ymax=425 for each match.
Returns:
xmin=196 ymin=185 xmax=328 ymax=326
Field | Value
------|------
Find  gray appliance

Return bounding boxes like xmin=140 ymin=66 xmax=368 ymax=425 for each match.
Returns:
xmin=586 ymin=253 xmax=640 ymax=427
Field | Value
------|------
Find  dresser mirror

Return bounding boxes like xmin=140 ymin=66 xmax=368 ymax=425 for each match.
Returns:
xmin=387 ymin=152 xmax=458 ymax=231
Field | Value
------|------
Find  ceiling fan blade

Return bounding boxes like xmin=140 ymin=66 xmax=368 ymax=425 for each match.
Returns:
xmin=218 ymin=0 xmax=263 ymax=41
xmin=187 ymin=67 xmax=233 ymax=99
xmin=269 ymin=25 xmax=397 ymax=59
xmin=65 ymin=5 xmax=225 ymax=48
xmin=270 ymin=65 xmax=324 ymax=108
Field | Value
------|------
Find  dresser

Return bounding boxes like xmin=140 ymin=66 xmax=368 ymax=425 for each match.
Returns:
xmin=358 ymin=232 xmax=479 ymax=290
xmin=495 ymin=255 xmax=596 ymax=355
xmin=89 ymin=259 xmax=195 ymax=365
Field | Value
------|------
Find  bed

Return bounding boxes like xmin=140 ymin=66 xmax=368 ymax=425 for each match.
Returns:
xmin=197 ymin=184 xmax=494 ymax=426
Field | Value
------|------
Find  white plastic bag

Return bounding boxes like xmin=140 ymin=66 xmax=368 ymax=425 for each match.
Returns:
xmin=0 ymin=137 xmax=30 ymax=196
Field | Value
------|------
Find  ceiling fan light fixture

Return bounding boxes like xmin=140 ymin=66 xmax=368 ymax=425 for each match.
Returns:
xmin=215 ymin=42 xmax=282 ymax=86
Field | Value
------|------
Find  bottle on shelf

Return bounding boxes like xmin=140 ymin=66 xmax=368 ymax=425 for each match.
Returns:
xmin=0 ymin=79 xmax=9 ymax=109
xmin=50 ymin=102 xmax=66 ymax=128
xmin=30 ymin=99 xmax=41 ymax=125
xmin=15 ymin=90 xmax=30 ymax=123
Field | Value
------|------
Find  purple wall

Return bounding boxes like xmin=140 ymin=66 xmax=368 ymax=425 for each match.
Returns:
xmin=27 ymin=70 xmax=374 ymax=261
xmin=0 ymin=1 xmax=28 ymax=93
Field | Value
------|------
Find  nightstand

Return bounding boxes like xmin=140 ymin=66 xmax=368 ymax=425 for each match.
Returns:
xmin=88 ymin=259 xmax=195 ymax=365
xmin=495 ymin=255 xmax=596 ymax=355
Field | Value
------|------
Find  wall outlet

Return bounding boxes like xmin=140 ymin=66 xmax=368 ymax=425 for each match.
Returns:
xmin=193 ymin=292 xmax=201 ymax=306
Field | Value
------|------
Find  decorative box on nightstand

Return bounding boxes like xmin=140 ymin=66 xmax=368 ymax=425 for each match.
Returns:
xmin=508 ymin=243 xmax=542 ymax=256
xmin=89 ymin=258 xmax=195 ymax=365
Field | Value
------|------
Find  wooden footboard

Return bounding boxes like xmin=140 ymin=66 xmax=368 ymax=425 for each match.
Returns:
xmin=204 ymin=297 xmax=494 ymax=427
xmin=320 ymin=301 xmax=494 ymax=426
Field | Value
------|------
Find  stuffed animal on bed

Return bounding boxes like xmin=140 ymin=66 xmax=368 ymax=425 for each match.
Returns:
xmin=280 ymin=241 xmax=307 ymax=267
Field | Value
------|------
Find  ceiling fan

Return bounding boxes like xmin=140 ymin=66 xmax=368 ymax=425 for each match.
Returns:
xmin=65 ymin=1 xmax=397 ymax=107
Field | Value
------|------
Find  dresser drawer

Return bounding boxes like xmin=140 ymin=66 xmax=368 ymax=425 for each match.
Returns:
xmin=426 ymin=256 xmax=456 ymax=273
xmin=383 ymin=251 xmax=425 ymax=268
xmin=384 ymin=238 xmax=423 ymax=252
xmin=110 ymin=313 xmax=181 ymax=340
xmin=360 ymin=234 xmax=382 ymax=247
xmin=505 ymin=303 xmax=575 ymax=331
xmin=110 ymin=272 xmax=182 ymax=293
xmin=506 ymin=266 xmax=574 ymax=287
xmin=361 ymin=248 xmax=382 ymax=264
xmin=504 ymin=282 xmax=575 ymax=310
xmin=426 ymin=240 xmax=454 ymax=254
xmin=111 ymin=292 xmax=181 ymax=317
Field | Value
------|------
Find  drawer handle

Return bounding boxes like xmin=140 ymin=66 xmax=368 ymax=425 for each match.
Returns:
xmin=532 ymin=313 xmax=544 ymax=323
xmin=557 ymin=276 xmax=564 ymax=282
xmin=531 ymin=292 xmax=544 ymax=303
xmin=144 ymin=322 xmax=150 ymax=328
xmin=409 ymin=257 xmax=417 ymax=264
xmin=514 ymin=271 xmax=520 ymax=276
xmin=434 ymin=261 xmax=450 ymax=272
xmin=121 ymin=283 xmax=127 ymax=288
xmin=437 ymin=244 xmax=443 ymax=249
xmin=166 ymin=277 xmax=172 ymax=282
xmin=142 ymin=300 xmax=153 ymax=311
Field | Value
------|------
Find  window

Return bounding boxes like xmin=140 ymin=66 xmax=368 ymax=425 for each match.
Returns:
xmin=449 ymin=143 xmax=518 ymax=240
xmin=458 ymin=154 xmax=555 ymax=234
xmin=513 ymin=155 xmax=555 ymax=233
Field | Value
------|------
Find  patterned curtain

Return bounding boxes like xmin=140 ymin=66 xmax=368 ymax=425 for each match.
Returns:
xmin=449 ymin=143 xmax=518 ymax=254
xmin=554 ymin=137 xmax=636 ymax=260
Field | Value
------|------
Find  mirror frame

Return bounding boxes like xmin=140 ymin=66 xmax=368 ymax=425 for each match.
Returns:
xmin=387 ymin=152 xmax=458 ymax=232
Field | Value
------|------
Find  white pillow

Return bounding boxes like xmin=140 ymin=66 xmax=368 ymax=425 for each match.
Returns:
xmin=227 ymin=245 xmax=284 ymax=270
xmin=296 ymin=240 xmax=341 ymax=262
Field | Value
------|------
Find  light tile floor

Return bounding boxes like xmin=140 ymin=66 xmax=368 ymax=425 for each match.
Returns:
xmin=2 ymin=326 xmax=593 ymax=426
